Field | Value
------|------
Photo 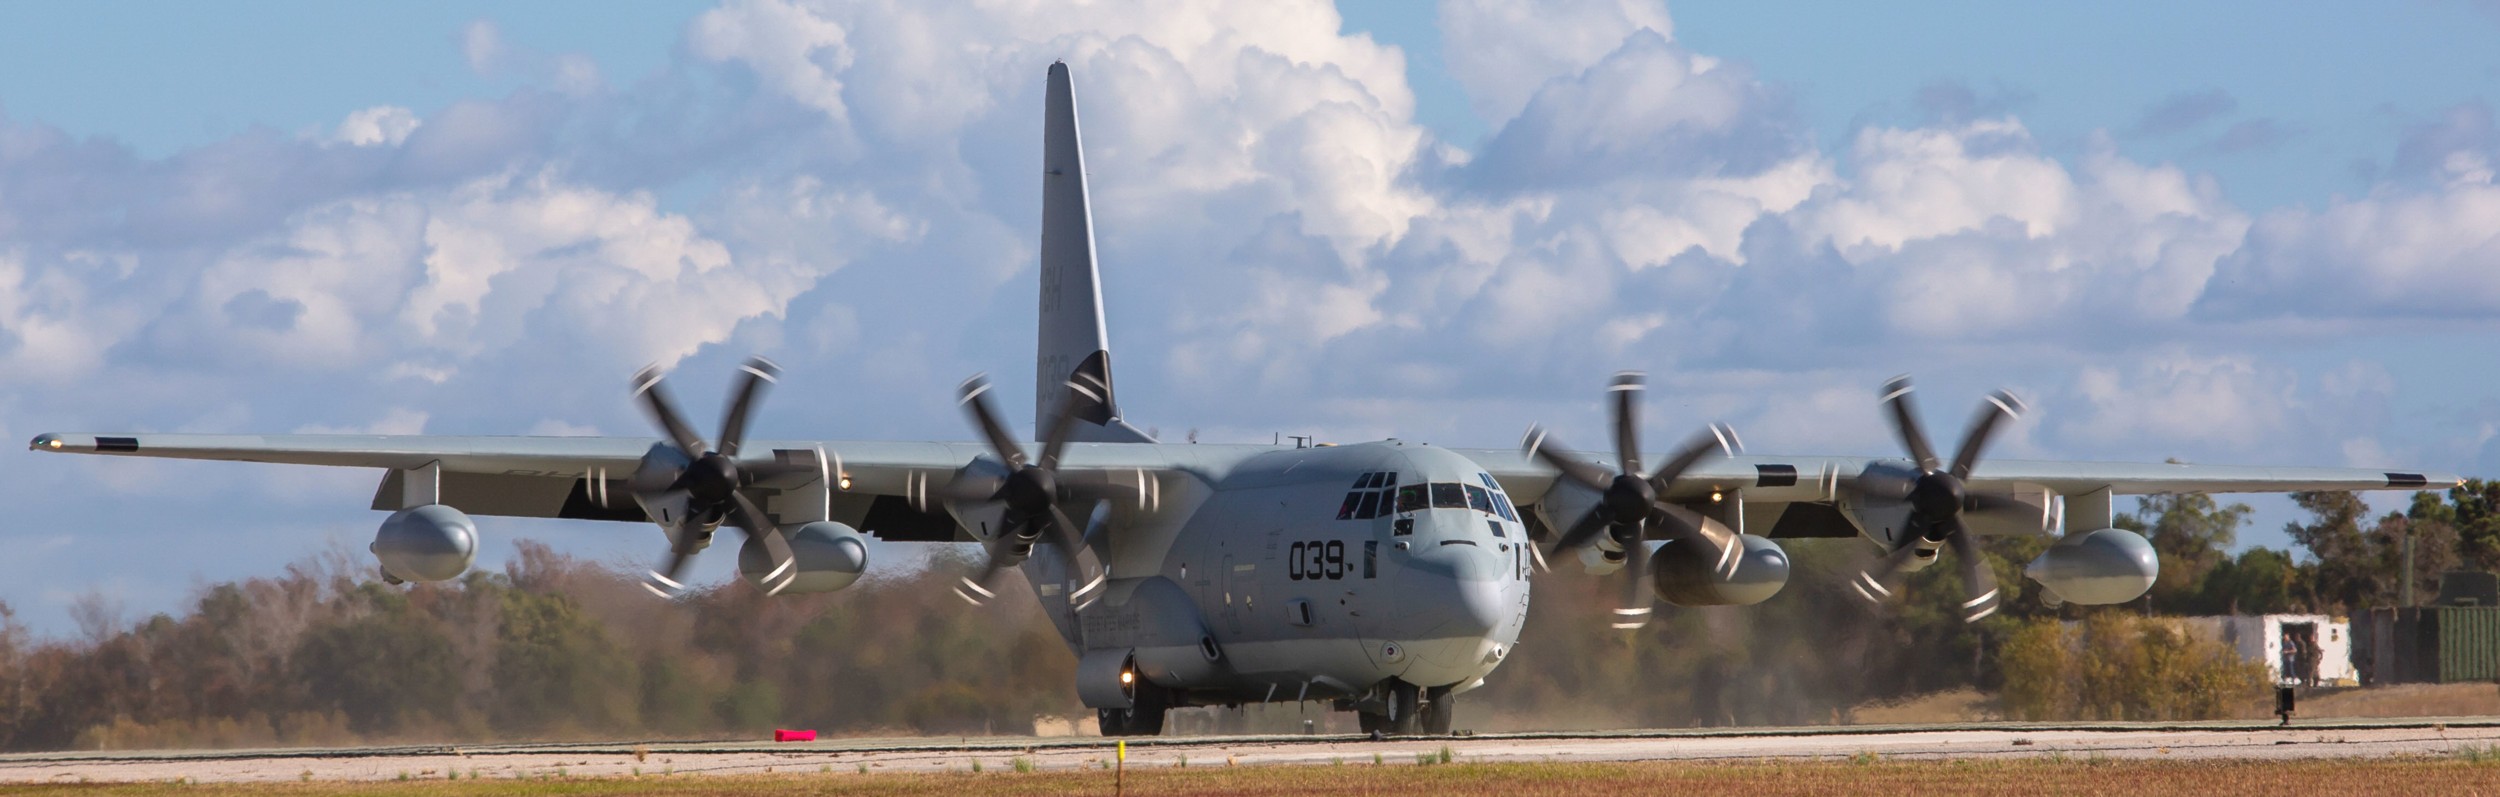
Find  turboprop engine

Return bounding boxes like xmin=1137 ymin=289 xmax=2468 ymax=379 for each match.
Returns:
xmin=2024 ymin=527 xmax=2158 ymax=605
xmin=1651 ymin=535 xmax=1791 ymax=606
xmin=371 ymin=504 xmax=477 ymax=582
xmin=737 ymin=521 xmax=869 ymax=594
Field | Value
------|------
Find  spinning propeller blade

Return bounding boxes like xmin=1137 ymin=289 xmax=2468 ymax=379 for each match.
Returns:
xmin=629 ymin=357 xmax=797 ymax=597
xmin=1853 ymin=376 xmax=2022 ymax=623
xmin=1525 ymin=372 xmax=1739 ymax=629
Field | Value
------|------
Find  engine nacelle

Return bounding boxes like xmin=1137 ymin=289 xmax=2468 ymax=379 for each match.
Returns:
xmin=739 ymin=521 xmax=869 ymax=594
xmin=2024 ymin=527 xmax=2158 ymax=605
xmin=372 ymin=504 xmax=477 ymax=582
xmin=1651 ymin=535 xmax=1791 ymax=606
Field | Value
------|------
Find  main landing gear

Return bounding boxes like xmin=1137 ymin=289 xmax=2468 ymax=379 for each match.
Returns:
xmin=1098 ymin=681 xmax=1169 ymax=737
xmin=1357 ymin=681 xmax=1454 ymax=736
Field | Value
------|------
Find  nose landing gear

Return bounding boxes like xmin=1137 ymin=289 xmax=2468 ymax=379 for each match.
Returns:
xmin=1356 ymin=681 xmax=1454 ymax=736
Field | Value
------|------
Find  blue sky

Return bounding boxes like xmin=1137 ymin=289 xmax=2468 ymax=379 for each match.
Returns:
xmin=2 ymin=1 xmax=2497 ymax=635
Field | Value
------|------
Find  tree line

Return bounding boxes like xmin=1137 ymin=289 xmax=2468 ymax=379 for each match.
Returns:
xmin=1 ymin=480 xmax=2489 ymax=750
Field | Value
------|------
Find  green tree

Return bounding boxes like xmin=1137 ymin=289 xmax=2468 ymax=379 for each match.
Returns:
xmin=2287 ymin=491 xmax=2382 ymax=612
xmin=2123 ymin=494 xmax=2251 ymax=613
xmin=2193 ymin=547 xmax=2301 ymax=614
xmin=2377 ymin=492 xmax=2463 ymax=606
xmin=290 ymin=584 xmax=460 ymax=736
xmin=2449 ymin=479 xmax=2500 ymax=572
xmin=487 ymin=585 xmax=637 ymax=735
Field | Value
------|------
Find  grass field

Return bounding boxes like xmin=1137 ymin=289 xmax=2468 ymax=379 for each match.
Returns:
xmin=7 ymin=756 xmax=2500 ymax=797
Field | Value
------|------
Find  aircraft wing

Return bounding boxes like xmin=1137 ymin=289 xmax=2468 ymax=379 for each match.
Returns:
xmin=1461 ymin=448 xmax=2462 ymax=505
xmin=27 ymin=432 xmax=1001 ymax=541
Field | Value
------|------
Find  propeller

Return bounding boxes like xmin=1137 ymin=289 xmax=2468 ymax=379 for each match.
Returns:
xmin=630 ymin=356 xmax=800 ymax=598
xmin=1849 ymin=375 xmax=2025 ymax=623
xmin=948 ymin=373 xmax=1103 ymax=606
xmin=1522 ymin=371 xmax=1740 ymax=630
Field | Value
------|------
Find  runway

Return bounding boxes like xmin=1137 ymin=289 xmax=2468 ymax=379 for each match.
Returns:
xmin=5 ymin=717 xmax=2498 ymax=784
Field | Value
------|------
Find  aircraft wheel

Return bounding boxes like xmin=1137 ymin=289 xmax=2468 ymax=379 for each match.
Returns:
xmin=1357 ymin=710 xmax=1385 ymax=735
xmin=1097 ymin=682 xmax=1170 ymax=737
xmin=1421 ymin=686 xmax=1455 ymax=735
xmin=1386 ymin=680 xmax=1422 ymax=736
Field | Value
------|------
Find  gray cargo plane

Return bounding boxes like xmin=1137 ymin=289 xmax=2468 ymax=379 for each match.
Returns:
xmin=30 ymin=64 xmax=2460 ymax=736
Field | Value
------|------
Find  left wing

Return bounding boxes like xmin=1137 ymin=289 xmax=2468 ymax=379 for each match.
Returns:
xmin=29 ymin=432 xmax=994 ymax=541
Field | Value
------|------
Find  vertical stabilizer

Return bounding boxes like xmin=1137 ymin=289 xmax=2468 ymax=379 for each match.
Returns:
xmin=1038 ymin=62 xmax=1153 ymax=443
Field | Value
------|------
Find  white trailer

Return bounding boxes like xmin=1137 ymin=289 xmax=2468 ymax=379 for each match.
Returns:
xmin=2185 ymin=614 xmax=2356 ymax=687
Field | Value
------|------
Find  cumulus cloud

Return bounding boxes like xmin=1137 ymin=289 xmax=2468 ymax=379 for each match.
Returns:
xmin=332 ymin=106 xmax=422 ymax=147
xmin=3 ymin=0 xmax=2493 ymax=631
xmin=1437 ymin=0 xmax=1674 ymax=127
xmin=2199 ymin=104 xmax=2500 ymax=320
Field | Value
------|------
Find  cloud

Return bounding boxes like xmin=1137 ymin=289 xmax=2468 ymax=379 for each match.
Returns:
xmin=2198 ymin=105 xmax=2500 ymax=320
xmin=1437 ymin=0 xmax=1675 ymax=128
xmin=1913 ymin=79 xmax=2036 ymax=126
xmin=332 ymin=106 xmax=422 ymax=147
xmin=2126 ymin=89 xmax=2236 ymax=137
xmin=463 ymin=20 xmax=504 ymax=76
xmin=3 ymin=0 xmax=2496 ymax=633
xmin=2062 ymin=350 xmax=2298 ymax=452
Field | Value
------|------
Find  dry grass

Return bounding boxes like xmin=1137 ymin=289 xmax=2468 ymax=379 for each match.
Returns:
xmin=1850 ymin=688 xmax=2002 ymax=724
xmin=8 ymin=757 xmax=2500 ymax=797
xmin=1847 ymin=682 xmax=2500 ymax=725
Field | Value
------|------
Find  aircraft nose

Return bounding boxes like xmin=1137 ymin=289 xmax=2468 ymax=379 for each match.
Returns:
xmin=1401 ymin=544 xmax=1509 ymax=638
xmin=1445 ymin=575 xmax=1507 ymax=637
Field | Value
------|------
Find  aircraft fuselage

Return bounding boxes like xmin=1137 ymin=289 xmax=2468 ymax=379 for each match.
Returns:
xmin=1020 ymin=441 xmax=1532 ymax=712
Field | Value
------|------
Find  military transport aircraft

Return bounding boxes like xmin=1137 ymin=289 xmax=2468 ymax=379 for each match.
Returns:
xmin=30 ymin=63 xmax=2460 ymax=737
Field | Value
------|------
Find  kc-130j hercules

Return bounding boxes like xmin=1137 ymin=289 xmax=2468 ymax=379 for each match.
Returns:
xmin=32 ymin=63 xmax=2460 ymax=736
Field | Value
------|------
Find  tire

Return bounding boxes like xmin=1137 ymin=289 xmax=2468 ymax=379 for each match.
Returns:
xmin=1421 ymin=686 xmax=1454 ymax=735
xmin=1386 ymin=680 xmax=1421 ymax=736
xmin=1097 ymin=681 xmax=1170 ymax=737
xmin=1125 ymin=681 xmax=1170 ymax=736
xmin=1357 ymin=710 xmax=1386 ymax=735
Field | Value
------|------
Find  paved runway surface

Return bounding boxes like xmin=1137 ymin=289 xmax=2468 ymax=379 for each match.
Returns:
xmin=6 ymin=718 xmax=2499 ymax=783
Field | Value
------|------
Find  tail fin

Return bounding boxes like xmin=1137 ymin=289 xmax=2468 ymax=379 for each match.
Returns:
xmin=1038 ymin=62 xmax=1153 ymax=444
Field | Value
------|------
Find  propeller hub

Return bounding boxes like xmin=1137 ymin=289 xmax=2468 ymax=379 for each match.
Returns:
xmin=1909 ymin=471 xmax=1965 ymax=521
xmin=1003 ymin=465 xmax=1059 ymax=517
xmin=1602 ymin=473 xmax=1654 ymax=521
xmin=686 ymin=453 xmax=740 ymax=505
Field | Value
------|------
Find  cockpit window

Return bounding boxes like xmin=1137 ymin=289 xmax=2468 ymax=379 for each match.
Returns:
xmin=1396 ymin=484 xmax=1426 ymax=513
xmin=1465 ymin=484 xmax=1494 ymax=513
xmin=1338 ymin=472 xmax=1411 ymax=520
xmin=1430 ymin=482 xmax=1467 ymax=509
